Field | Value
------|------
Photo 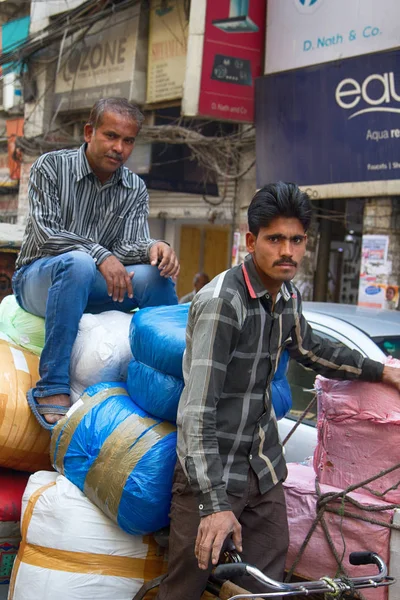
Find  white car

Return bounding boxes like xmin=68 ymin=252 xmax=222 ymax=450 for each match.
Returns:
xmin=278 ymin=303 xmax=400 ymax=463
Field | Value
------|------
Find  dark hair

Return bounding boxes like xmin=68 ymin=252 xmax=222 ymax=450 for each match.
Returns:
xmin=248 ymin=182 xmax=313 ymax=235
xmin=87 ymin=97 xmax=145 ymax=131
xmin=194 ymin=272 xmax=210 ymax=284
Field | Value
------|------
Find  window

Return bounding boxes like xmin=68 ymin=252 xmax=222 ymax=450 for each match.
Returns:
xmin=373 ymin=336 xmax=400 ymax=360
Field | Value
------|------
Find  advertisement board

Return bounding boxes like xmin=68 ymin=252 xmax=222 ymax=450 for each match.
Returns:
xmin=357 ymin=234 xmax=395 ymax=309
xmin=54 ymin=6 xmax=146 ymax=111
xmin=265 ymin=0 xmax=400 ymax=74
xmin=146 ymin=0 xmax=188 ymax=104
xmin=183 ymin=0 xmax=265 ymax=122
xmin=255 ymin=49 xmax=400 ymax=188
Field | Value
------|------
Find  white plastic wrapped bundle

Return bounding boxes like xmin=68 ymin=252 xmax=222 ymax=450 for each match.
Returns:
xmin=8 ymin=471 xmax=167 ymax=600
xmin=69 ymin=311 xmax=133 ymax=403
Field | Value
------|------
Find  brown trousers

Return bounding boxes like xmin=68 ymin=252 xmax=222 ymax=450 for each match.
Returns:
xmin=157 ymin=463 xmax=289 ymax=600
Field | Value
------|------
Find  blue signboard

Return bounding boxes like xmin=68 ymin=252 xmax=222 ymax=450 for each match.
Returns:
xmin=255 ymin=49 xmax=400 ymax=187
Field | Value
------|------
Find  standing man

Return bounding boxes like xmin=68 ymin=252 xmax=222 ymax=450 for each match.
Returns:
xmin=179 ymin=272 xmax=210 ymax=304
xmin=157 ymin=182 xmax=400 ymax=599
xmin=13 ymin=97 xmax=179 ymax=430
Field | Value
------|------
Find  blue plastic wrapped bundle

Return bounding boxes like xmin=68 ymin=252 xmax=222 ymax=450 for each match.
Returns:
xmin=129 ymin=303 xmax=291 ymax=421
xmin=50 ymin=382 xmax=177 ymax=535
xmin=271 ymin=350 xmax=292 ymax=419
xmin=127 ymin=358 xmax=184 ymax=423
xmin=129 ymin=304 xmax=189 ymax=378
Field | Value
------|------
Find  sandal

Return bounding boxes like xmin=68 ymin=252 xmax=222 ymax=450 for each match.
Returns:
xmin=26 ymin=388 xmax=70 ymax=431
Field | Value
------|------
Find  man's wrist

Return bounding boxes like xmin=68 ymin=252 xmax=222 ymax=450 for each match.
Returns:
xmin=197 ymin=489 xmax=232 ymax=518
xmin=146 ymin=239 xmax=170 ymax=259
xmin=90 ymin=245 xmax=112 ymax=266
xmin=361 ymin=358 xmax=385 ymax=382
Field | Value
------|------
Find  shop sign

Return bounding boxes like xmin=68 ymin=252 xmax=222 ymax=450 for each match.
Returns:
xmin=54 ymin=6 xmax=146 ymax=111
xmin=255 ymin=49 xmax=400 ymax=187
xmin=183 ymin=0 xmax=266 ymax=122
xmin=265 ymin=0 xmax=400 ymax=74
xmin=146 ymin=0 xmax=188 ymax=104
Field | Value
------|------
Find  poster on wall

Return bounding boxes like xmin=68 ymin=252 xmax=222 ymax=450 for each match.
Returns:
xmin=146 ymin=0 xmax=188 ymax=104
xmin=357 ymin=234 xmax=394 ymax=309
xmin=265 ymin=0 xmax=400 ymax=74
xmin=183 ymin=0 xmax=266 ymax=122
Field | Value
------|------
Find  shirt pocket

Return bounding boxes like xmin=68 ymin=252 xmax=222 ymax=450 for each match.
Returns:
xmin=97 ymin=210 xmax=126 ymax=244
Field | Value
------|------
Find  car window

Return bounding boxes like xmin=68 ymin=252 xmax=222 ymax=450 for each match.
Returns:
xmin=287 ymin=331 xmax=345 ymax=424
xmin=373 ymin=336 xmax=400 ymax=360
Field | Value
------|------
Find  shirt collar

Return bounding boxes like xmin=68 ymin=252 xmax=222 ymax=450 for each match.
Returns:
xmin=75 ymin=144 xmax=127 ymax=186
xmin=241 ymin=254 xmax=292 ymax=302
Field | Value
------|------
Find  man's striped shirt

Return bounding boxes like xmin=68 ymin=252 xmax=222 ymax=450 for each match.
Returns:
xmin=176 ymin=253 xmax=384 ymax=517
xmin=16 ymin=144 xmax=156 ymax=269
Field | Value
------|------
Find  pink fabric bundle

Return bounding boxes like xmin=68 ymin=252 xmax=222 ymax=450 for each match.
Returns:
xmin=284 ymin=463 xmax=394 ymax=600
xmin=313 ymin=358 xmax=400 ymax=503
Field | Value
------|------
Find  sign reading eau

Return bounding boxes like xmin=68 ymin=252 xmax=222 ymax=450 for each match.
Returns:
xmin=255 ymin=49 xmax=400 ymax=186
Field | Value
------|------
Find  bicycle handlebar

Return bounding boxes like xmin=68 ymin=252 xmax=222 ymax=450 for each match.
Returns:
xmin=349 ymin=551 xmax=377 ymax=565
xmin=214 ymin=552 xmax=394 ymax=599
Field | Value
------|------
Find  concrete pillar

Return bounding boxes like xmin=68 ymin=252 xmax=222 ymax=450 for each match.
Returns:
xmin=313 ymin=200 xmax=333 ymax=302
xmin=293 ymin=213 xmax=318 ymax=301
xmin=234 ymin=140 xmax=256 ymax=265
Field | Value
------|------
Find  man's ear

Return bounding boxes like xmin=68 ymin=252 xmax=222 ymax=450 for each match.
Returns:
xmin=84 ymin=123 xmax=94 ymax=143
xmin=246 ymin=231 xmax=256 ymax=253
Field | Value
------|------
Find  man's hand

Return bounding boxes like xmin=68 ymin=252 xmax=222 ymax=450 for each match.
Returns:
xmin=99 ymin=255 xmax=134 ymax=302
xmin=382 ymin=366 xmax=400 ymax=392
xmin=195 ymin=510 xmax=242 ymax=570
xmin=149 ymin=242 xmax=180 ymax=279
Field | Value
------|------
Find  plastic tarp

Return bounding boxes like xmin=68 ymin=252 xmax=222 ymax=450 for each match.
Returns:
xmin=127 ymin=358 xmax=183 ymax=422
xmin=271 ymin=350 xmax=292 ymax=419
xmin=0 ymin=469 xmax=30 ymax=521
xmin=70 ymin=312 xmax=133 ymax=403
xmin=129 ymin=304 xmax=292 ymax=421
xmin=0 ymin=295 xmax=45 ymax=356
xmin=51 ymin=383 xmax=177 ymax=535
xmin=0 ymin=297 xmax=134 ymax=403
xmin=313 ymin=358 xmax=400 ymax=503
xmin=0 ymin=339 xmax=51 ymax=472
xmin=9 ymin=471 xmax=168 ymax=600
xmin=284 ymin=463 xmax=394 ymax=600
xmin=129 ymin=304 xmax=188 ymax=378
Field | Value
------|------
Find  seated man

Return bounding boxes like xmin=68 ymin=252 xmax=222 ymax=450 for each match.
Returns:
xmin=12 ymin=97 xmax=179 ymax=430
xmin=179 ymin=272 xmax=210 ymax=304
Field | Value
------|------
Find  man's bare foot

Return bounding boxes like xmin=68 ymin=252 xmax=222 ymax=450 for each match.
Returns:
xmin=36 ymin=394 xmax=70 ymax=424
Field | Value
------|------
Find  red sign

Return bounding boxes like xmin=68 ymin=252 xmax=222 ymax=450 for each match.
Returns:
xmin=198 ymin=0 xmax=265 ymax=122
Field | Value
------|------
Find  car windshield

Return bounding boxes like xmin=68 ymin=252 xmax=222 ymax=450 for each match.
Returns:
xmin=372 ymin=336 xmax=400 ymax=359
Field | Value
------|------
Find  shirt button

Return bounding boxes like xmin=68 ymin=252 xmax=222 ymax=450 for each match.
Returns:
xmin=249 ymin=454 xmax=253 ymax=460
xmin=199 ymin=504 xmax=204 ymax=510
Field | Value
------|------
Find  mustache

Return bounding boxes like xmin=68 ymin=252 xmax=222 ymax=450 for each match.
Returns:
xmin=273 ymin=258 xmax=298 ymax=267
xmin=106 ymin=152 xmax=123 ymax=161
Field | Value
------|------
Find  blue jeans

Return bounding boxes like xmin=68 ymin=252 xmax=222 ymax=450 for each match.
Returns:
xmin=12 ymin=251 xmax=178 ymax=398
